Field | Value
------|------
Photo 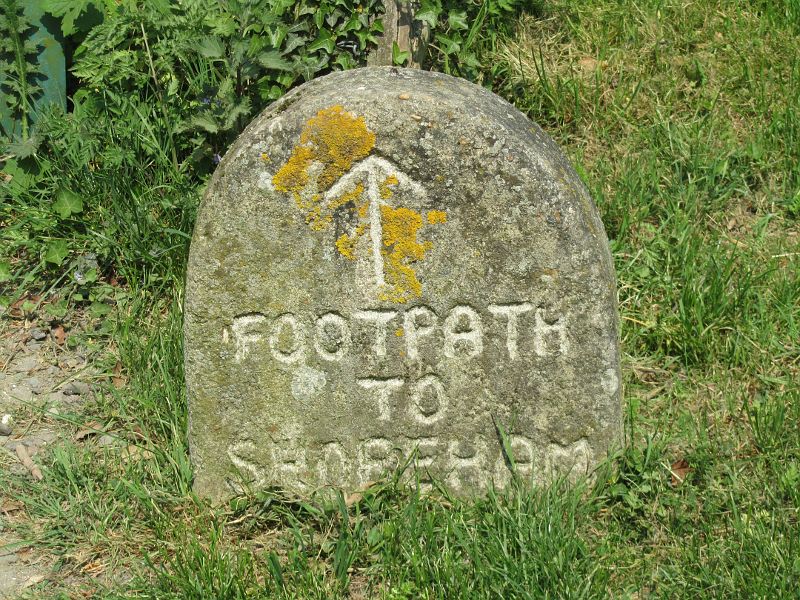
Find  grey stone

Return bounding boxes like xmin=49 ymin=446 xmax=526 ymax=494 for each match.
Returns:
xmin=10 ymin=356 xmax=38 ymax=373
xmin=5 ymin=431 xmax=57 ymax=452
xmin=97 ymin=434 xmax=115 ymax=447
xmin=185 ymin=67 xmax=621 ymax=502
xmin=29 ymin=328 xmax=47 ymax=341
xmin=61 ymin=381 xmax=91 ymax=396
xmin=8 ymin=383 xmax=32 ymax=403
xmin=46 ymin=391 xmax=66 ymax=406
xmin=26 ymin=377 xmax=47 ymax=395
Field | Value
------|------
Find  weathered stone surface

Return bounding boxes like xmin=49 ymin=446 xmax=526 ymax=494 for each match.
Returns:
xmin=185 ymin=67 xmax=621 ymax=501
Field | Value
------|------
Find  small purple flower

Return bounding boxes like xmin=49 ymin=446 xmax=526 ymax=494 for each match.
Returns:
xmin=212 ymin=153 xmax=222 ymax=165
xmin=201 ymin=96 xmax=212 ymax=105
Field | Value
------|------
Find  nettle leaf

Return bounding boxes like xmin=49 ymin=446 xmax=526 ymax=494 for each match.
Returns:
xmin=44 ymin=240 xmax=70 ymax=266
xmin=43 ymin=0 xmax=95 ymax=36
xmin=198 ymin=37 xmax=226 ymax=59
xmin=308 ymin=29 xmax=335 ymax=54
xmin=53 ymin=189 xmax=84 ymax=219
xmin=258 ymin=51 xmax=293 ymax=72
xmin=448 ymin=10 xmax=468 ymax=31
xmin=7 ymin=135 xmax=40 ymax=159
xmin=205 ymin=13 xmax=237 ymax=36
xmin=189 ymin=113 xmax=220 ymax=134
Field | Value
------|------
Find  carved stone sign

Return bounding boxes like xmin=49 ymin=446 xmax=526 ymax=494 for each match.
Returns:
xmin=185 ymin=67 xmax=621 ymax=501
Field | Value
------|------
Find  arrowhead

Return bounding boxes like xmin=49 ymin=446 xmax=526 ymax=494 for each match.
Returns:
xmin=325 ymin=156 xmax=427 ymax=201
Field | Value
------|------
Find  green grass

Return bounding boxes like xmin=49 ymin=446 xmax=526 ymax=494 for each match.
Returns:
xmin=1 ymin=0 xmax=799 ymax=598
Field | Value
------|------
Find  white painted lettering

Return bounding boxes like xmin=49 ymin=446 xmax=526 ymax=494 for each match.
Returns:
xmin=269 ymin=313 xmax=306 ymax=364
xmin=446 ymin=439 xmax=487 ymax=491
xmin=314 ymin=312 xmax=351 ymax=361
xmin=318 ymin=442 xmax=350 ymax=482
xmin=227 ymin=442 xmax=266 ymax=487
xmin=357 ymin=377 xmax=404 ymax=421
xmin=354 ymin=310 xmax=397 ymax=357
xmin=231 ymin=314 xmax=267 ymax=362
xmin=533 ymin=309 xmax=569 ymax=356
xmin=443 ymin=306 xmax=483 ymax=358
xmin=358 ymin=437 xmax=394 ymax=484
xmin=488 ymin=302 xmax=533 ymax=360
xmin=403 ymin=305 xmax=437 ymax=360
xmin=410 ymin=374 xmax=447 ymax=425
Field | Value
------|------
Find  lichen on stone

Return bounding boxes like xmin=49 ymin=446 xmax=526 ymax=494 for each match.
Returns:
xmin=379 ymin=205 xmax=432 ymax=303
xmin=427 ymin=210 xmax=447 ymax=225
xmin=273 ymin=105 xmax=375 ymax=197
xmin=271 ymin=105 xmax=446 ymax=303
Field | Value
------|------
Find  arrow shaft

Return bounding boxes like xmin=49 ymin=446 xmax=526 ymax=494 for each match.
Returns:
xmin=366 ymin=172 xmax=385 ymax=287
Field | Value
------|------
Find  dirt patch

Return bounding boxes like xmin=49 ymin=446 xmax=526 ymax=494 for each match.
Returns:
xmin=0 ymin=309 xmax=101 ymax=598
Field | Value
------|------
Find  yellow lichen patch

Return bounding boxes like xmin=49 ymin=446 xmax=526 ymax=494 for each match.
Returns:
xmin=328 ymin=183 xmax=365 ymax=212
xmin=379 ymin=205 xmax=428 ymax=303
xmin=380 ymin=174 xmax=399 ymax=199
xmin=335 ymin=223 xmax=368 ymax=260
xmin=336 ymin=233 xmax=356 ymax=259
xmin=273 ymin=105 xmax=375 ymax=236
xmin=260 ymin=152 xmax=270 ymax=162
xmin=357 ymin=199 xmax=369 ymax=219
xmin=273 ymin=105 xmax=375 ymax=198
xmin=273 ymin=145 xmax=314 ymax=193
xmin=395 ymin=328 xmax=404 ymax=337
xmin=427 ymin=210 xmax=447 ymax=225
xmin=306 ymin=202 xmax=330 ymax=231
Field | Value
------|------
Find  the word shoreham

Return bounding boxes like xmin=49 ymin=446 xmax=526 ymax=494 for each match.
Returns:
xmin=226 ymin=302 xmax=570 ymax=365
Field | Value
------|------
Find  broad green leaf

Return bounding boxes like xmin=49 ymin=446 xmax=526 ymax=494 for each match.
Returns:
xmin=89 ymin=302 xmax=112 ymax=317
xmin=44 ymin=301 xmax=68 ymax=319
xmin=0 ymin=261 xmax=10 ymax=283
xmin=415 ymin=0 xmax=441 ymax=28
xmin=7 ymin=135 xmax=40 ymax=159
xmin=448 ymin=10 xmax=468 ymax=31
xmin=267 ymin=24 xmax=288 ymax=48
xmin=53 ymin=189 xmax=84 ymax=219
xmin=44 ymin=240 xmax=69 ymax=266
xmin=313 ymin=6 xmax=325 ymax=29
xmin=459 ymin=52 xmax=482 ymax=69
xmin=284 ymin=33 xmax=308 ymax=54
xmin=392 ymin=42 xmax=410 ymax=66
xmin=308 ymin=29 xmax=335 ymax=54
xmin=204 ymin=13 xmax=237 ymax=36
xmin=434 ymin=32 xmax=461 ymax=55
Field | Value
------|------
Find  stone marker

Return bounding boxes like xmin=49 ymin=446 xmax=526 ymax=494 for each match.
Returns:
xmin=185 ymin=67 xmax=621 ymax=501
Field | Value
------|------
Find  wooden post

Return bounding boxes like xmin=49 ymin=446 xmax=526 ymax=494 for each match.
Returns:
xmin=367 ymin=0 xmax=429 ymax=68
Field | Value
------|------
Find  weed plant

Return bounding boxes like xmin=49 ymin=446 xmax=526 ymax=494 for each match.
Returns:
xmin=0 ymin=0 xmax=798 ymax=598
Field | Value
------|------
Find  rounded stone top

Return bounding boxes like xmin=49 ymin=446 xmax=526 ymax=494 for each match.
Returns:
xmin=185 ymin=67 xmax=620 ymax=501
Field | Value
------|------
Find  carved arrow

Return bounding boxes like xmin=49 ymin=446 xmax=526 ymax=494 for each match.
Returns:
xmin=324 ymin=156 xmax=428 ymax=288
